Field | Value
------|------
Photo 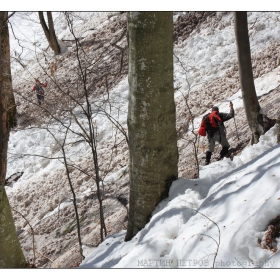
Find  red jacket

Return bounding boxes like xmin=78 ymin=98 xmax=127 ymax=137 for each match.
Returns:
xmin=32 ymin=82 xmax=47 ymax=94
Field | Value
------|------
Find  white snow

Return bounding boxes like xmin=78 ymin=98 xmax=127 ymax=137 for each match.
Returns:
xmin=9 ymin=12 xmax=112 ymax=72
xmin=80 ymin=126 xmax=280 ymax=268
xmin=79 ymin=12 xmax=280 ymax=268
xmin=4 ymin=11 xmax=280 ymax=270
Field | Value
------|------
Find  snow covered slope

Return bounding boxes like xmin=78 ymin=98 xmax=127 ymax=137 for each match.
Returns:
xmin=80 ymin=126 xmax=280 ymax=268
xmin=5 ymin=11 xmax=280 ymax=268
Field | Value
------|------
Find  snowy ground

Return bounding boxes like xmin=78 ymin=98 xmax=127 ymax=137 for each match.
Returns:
xmin=80 ymin=126 xmax=280 ymax=268
xmin=78 ymin=12 xmax=280 ymax=268
xmin=9 ymin=12 xmax=112 ymax=72
xmin=5 ymin=12 xmax=280 ymax=268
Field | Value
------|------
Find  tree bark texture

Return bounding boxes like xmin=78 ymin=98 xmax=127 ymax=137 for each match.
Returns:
xmin=0 ymin=12 xmax=16 ymax=129
xmin=234 ymin=12 xmax=263 ymax=145
xmin=38 ymin=12 xmax=61 ymax=55
xmin=0 ymin=11 xmax=26 ymax=268
xmin=277 ymin=115 xmax=280 ymax=144
xmin=125 ymin=12 xmax=178 ymax=241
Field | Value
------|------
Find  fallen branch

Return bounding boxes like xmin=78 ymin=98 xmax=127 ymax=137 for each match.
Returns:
xmin=31 ymin=249 xmax=59 ymax=268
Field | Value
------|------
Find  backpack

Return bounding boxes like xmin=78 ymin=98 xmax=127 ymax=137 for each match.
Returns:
xmin=198 ymin=111 xmax=223 ymax=137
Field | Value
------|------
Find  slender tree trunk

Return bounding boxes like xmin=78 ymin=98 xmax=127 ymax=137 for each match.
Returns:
xmin=61 ymin=144 xmax=84 ymax=259
xmin=0 ymin=12 xmax=26 ymax=268
xmin=277 ymin=115 xmax=280 ymax=144
xmin=125 ymin=12 xmax=178 ymax=241
xmin=234 ymin=12 xmax=264 ymax=144
xmin=38 ymin=12 xmax=61 ymax=55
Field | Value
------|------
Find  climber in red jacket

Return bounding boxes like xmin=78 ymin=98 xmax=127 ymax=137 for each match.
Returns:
xmin=32 ymin=79 xmax=47 ymax=105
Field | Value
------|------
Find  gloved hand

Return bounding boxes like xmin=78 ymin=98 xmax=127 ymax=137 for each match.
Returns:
xmin=229 ymin=101 xmax=233 ymax=109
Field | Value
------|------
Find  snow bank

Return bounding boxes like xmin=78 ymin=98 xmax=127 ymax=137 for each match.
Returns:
xmin=80 ymin=125 xmax=280 ymax=268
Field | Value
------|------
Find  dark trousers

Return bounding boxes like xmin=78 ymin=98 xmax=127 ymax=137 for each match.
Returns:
xmin=37 ymin=94 xmax=44 ymax=105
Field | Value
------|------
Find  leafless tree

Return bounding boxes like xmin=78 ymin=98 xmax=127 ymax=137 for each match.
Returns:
xmin=125 ymin=12 xmax=178 ymax=241
xmin=234 ymin=12 xmax=264 ymax=145
xmin=173 ymin=52 xmax=204 ymax=178
xmin=10 ymin=13 xmax=129 ymax=265
xmin=38 ymin=12 xmax=61 ymax=55
xmin=46 ymin=123 xmax=85 ymax=259
xmin=277 ymin=116 xmax=280 ymax=143
xmin=0 ymin=11 xmax=26 ymax=268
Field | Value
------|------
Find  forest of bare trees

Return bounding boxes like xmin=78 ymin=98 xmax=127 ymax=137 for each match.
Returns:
xmin=1 ymin=11 xmax=280 ymax=268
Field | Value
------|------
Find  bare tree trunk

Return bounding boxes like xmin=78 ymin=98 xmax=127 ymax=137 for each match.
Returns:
xmin=277 ymin=116 xmax=280 ymax=144
xmin=38 ymin=12 xmax=61 ymax=55
xmin=61 ymin=128 xmax=85 ymax=259
xmin=0 ymin=11 xmax=26 ymax=268
xmin=234 ymin=12 xmax=264 ymax=145
xmin=64 ymin=12 xmax=107 ymax=242
xmin=0 ymin=12 xmax=16 ymax=128
xmin=125 ymin=12 xmax=178 ymax=241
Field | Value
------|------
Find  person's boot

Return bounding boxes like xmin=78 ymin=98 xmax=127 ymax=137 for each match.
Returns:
xmin=205 ymin=151 xmax=212 ymax=165
xmin=218 ymin=146 xmax=229 ymax=160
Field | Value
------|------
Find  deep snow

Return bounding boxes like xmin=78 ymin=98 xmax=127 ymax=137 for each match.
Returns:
xmin=80 ymin=126 xmax=280 ymax=268
xmin=78 ymin=12 xmax=280 ymax=268
xmin=4 ymin=11 xmax=280 ymax=268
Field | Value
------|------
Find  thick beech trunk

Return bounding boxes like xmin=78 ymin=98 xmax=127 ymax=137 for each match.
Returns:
xmin=125 ymin=12 xmax=178 ymax=241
